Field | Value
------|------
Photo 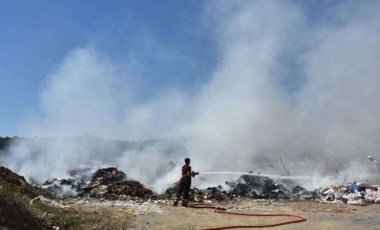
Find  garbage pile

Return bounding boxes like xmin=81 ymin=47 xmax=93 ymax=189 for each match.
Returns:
xmin=165 ymin=174 xmax=313 ymax=202
xmin=42 ymin=167 xmax=153 ymax=200
xmin=228 ymin=174 xmax=312 ymax=199
xmin=165 ymin=174 xmax=380 ymax=206
xmin=319 ymin=182 xmax=380 ymax=206
xmin=89 ymin=167 xmax=126 ymax=186
xmin=82 ymin=167 xmax=153 ymax=200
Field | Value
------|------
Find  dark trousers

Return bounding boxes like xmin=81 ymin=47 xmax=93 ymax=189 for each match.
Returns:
xmin=177 ymin=177 xmax=191 ymax=200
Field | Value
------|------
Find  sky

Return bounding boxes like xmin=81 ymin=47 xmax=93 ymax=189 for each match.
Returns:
xmin=2 ymin=0 xmax=380 ymax=190
xmin=0 ymin=0 xmax=215 ymax=136
xmin=0 ymin=0 xmax=372 ymax=137
xmin=0 ymin=0 xmax=364 ymax=137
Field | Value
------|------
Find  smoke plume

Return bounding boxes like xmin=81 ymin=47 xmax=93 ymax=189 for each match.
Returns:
xmin=5 ymin=1 xmax=380 ymax=192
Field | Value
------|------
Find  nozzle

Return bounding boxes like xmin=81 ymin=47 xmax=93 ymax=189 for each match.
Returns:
xmin=191 ymin=171 xmax=199 ymax=177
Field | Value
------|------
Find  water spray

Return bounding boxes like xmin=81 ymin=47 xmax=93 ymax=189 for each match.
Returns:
xmin=198 ymin=171 xmax=314 ymax=180
xmin=368 ymin=155 xmax=380 ymax=166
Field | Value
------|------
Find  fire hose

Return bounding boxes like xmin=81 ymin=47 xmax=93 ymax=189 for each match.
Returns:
xmin=186 ymin=203 xmax=307 ymax=230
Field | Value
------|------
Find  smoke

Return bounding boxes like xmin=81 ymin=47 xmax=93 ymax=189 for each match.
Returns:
xmin=5 ymin=1 xmax=380 ymax=192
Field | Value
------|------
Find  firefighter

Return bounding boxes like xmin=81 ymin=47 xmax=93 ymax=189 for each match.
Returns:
xmin=173 ymin=158 xmax=198 ymax=206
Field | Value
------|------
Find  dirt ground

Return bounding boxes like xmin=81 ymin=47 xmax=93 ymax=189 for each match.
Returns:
xmin=71 ymin=199 xmax=380 ymax=230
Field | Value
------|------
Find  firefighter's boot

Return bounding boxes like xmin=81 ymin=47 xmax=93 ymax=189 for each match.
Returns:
xmin=172 ymin=196 xmax=179 ymax=206
xmin=181 ymin=198 xmax=188 ymax=206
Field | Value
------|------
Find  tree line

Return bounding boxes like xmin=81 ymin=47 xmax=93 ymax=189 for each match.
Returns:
xmin=0 ymin=136 xmax=16 ymax=151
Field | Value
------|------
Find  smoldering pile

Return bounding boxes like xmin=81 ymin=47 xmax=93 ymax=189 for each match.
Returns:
xmin=42 ymin=167 xmax=153 ymax=200
xmin=166 ymin=174 xmax=315 ymax=201
xmin=41 ymin=168 xmax=380 ymax=206
xmin=166 ymin=174 xmax=380 ymax=206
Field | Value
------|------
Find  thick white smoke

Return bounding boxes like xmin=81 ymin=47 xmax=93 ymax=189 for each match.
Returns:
xmin=5 ymin=1 xmax=380 ymax=192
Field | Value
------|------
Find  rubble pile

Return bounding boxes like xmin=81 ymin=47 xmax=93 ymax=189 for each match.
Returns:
xmin=222 ymin=174 xmax=316 ymax=200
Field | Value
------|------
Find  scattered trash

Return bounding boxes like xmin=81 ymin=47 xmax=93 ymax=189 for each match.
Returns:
xmin=30 ymin=195 xmax=53 ymax=205
xmin=317 ymin=182 xmax=380 ymax=206
xmin=70 ymin=197 xmax=164 ymax=215
xmin=30 ymin=195 xmax=70 ymax=208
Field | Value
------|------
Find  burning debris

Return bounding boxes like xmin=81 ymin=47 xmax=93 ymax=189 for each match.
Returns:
xmin=165 ymin=174 xmax=310 ymax=202
xmin=230 ymin=175 xmax=303 ymax=199
xmin=42 ymin=167 xmax=153 ymax=200
xmin=90 ymin=167 xmax=127 ymax=186
xmin=42 ymin=178 xmax=80 ymax=197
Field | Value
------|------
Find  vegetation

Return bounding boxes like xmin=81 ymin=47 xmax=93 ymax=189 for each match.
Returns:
xmin=0 ymin=166 xmax=102 ymax=229
xmin=0 ymin=136 xmax=15 ymax=151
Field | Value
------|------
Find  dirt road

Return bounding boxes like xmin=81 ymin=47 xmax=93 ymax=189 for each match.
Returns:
xmin=74 ymin=199 xmax=380 ymax=230
xmin=130 ymin=200 xmax=380 ymax=230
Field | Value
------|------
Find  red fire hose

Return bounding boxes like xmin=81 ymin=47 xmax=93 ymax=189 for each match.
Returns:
xmin=186 ymin=203 xmax=307 ymax=230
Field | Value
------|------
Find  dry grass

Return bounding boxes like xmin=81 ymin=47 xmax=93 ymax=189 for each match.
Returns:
xmin=0 ymin=166 xmax=102 ymax=229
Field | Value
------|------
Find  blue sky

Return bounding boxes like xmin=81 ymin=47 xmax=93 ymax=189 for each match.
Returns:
xmin=0 ymin=0 xmax=217 ymax=136
xmin=1 ymin=0 xmax=379 ymax=138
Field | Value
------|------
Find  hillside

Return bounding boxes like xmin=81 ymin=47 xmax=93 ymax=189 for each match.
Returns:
xmin=0 ymin=166 xmax=121 ymax=229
